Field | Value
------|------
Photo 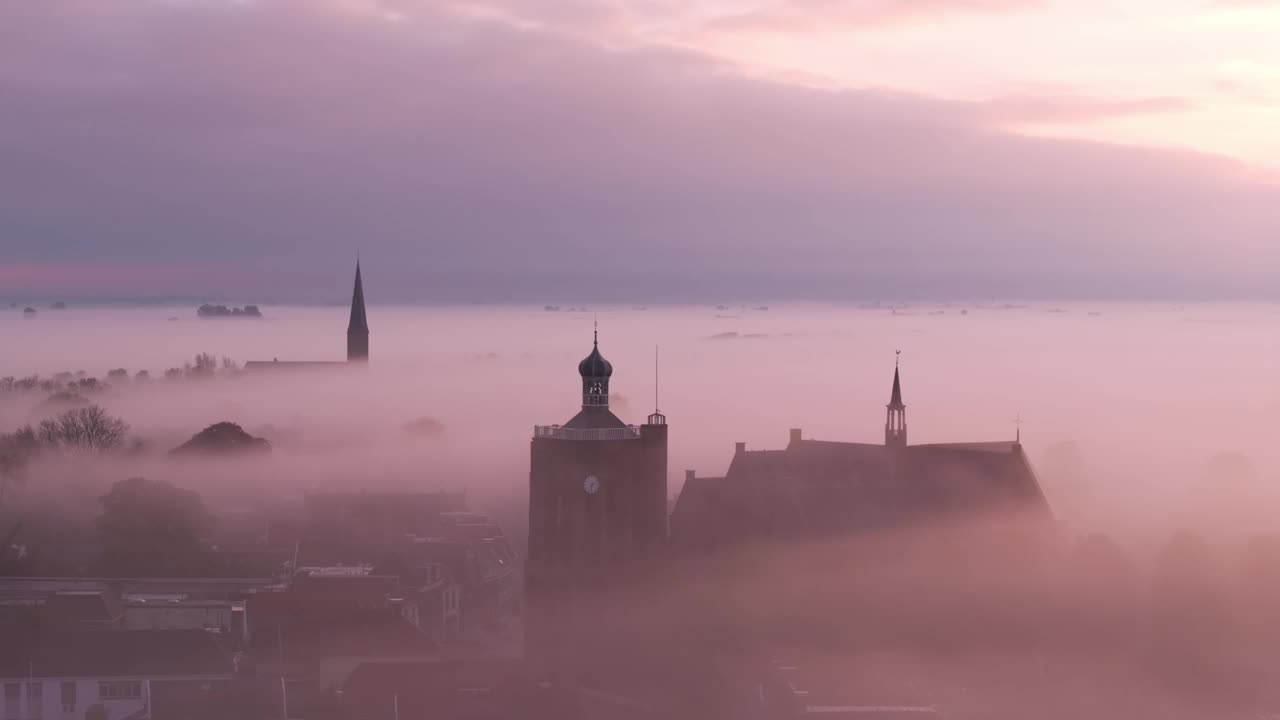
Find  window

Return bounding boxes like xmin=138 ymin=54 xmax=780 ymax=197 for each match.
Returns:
xmin=4 ymin=684 xmax=19 ymax=720
xmin=60 ymin=683 xmax=75 ymax=714
xmin=24 ymin=683 xmax=41 ymax=720
xmin=98 ymin=682 xmax=142 ymax=701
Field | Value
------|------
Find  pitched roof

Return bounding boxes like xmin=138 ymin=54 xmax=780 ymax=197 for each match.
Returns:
xmin=671 ymin=437 xmax=1051 ymax=549
xmin=342 ymin=660 xmax=575 ymax=720
xmin=249 ymin=610 xmax=436 ymax=662
xmin=42 ymin=590 xmax=124 ymax=626
xmin=0 ymin=630 xmax=232 ymax=679
xmin=562 ymin=407 xmax=629 ymax=430
xmin=241 ymin=360 xmax=348 ymax=371
xmin=348 ymin=261 xmax=369 ymax=335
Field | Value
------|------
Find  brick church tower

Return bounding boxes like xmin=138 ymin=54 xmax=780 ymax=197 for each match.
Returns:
xmin=525 ymin=327 xmax=668 ymax=662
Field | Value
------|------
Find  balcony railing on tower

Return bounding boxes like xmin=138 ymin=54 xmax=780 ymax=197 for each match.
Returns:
xmin=532 ymin=425 xmax=642 ymax=441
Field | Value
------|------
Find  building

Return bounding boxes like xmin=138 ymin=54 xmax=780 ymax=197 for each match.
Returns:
xmin=243 ymin=260 xmax=370 ymax=372
xmin=670 ymin=359 xmax=1051 ymax=551
xmin=525 ymin=328 xmax=668 ymax=661
xmin=340 ymin=660 xmax=582 ymax=720
xmin=0 ymin=630 xmax=234 ymax=720
xmin=0 ymin=581 xmax=260 ymax=647
xmin=299 ymin=493 xmax=518 ymax=636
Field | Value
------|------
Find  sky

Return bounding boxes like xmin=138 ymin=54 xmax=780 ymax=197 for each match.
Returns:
xmin=1 ymin=0 xmax=1278 ymax=302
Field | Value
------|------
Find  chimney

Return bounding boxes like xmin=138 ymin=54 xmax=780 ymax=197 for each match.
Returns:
xmin=789 ymin=428 xmax=802 ymax=444
xmin=734 ymin=442 xmax=746 ymax=455
xmin=685 ymin=470 xmax=696 ymax=483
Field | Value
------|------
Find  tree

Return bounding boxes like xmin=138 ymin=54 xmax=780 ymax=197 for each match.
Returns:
xmin=97 ymin=477 xmax=212 ymax=576
xmin=191 ymin=352 xmax=217 ymax=377
xmin=35 ymin=405 xmax=129 ymax=452
xmin=0 ymin=426 xmax=40 ymax=502
xmin=170 ymin=422 xmax=270 ymax=456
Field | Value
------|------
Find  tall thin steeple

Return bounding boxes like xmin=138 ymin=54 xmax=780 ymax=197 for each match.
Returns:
xmin=885 ymin=351 xmax=907 ymax=448
xmin=346 ymin=259 xmax=369 ymax=362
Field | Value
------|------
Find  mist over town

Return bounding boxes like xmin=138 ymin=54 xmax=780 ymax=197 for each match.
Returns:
xmin=5 ymin=1 xmax=1280 ymax=719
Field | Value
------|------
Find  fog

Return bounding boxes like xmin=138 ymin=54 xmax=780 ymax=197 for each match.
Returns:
xmin=4 ymin=302 xmax=1280 ymax=718
xmin=5 ymin=302 xmax=1280 ymax=541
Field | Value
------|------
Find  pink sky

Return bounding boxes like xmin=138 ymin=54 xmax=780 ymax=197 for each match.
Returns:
xmin=450 ymin=0 xmax=1280 ymax=170
xmin=1 ymin=0 xmax=1278 ymax=302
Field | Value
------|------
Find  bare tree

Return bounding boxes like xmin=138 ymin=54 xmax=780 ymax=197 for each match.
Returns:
xmin=37 ymin=405 xmax=130 ymax=452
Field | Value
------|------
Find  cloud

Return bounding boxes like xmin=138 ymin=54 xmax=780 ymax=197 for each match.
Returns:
xmin=1211 ymin=78 xmax=1279 ymax=105
xmin=0 ymin=0 xmax=1277 ymax=302
xmin=702 ymin=0 xmax=1040 ymax=34
xmin=977 ymin=93 xmax=1197 ymax=125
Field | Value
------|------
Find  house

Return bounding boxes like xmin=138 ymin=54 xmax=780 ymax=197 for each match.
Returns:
xmin=121 ymin=594 xmax=249 ymax=648
xmin=339 ymin=660 xmax=578 ymax=720
xmin=396 ymin=563 xmax=462 ymax=647
xmin=0 ymin=630 xmax=234 ymax=720
xmin=247 ymin=573 xmax=439 ymax=691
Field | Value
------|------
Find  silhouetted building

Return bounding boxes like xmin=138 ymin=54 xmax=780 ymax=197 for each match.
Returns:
xmin=671 ymin=361 xmax=1051 ymax=551
xmin=243 ymin=260 xmax=370 ymax=371
xmin=0 ymin=629 xmax=234 ymax=720
xmin=340 ymin=660 xmax=581 ymax=720
xmin=525 ymin=328 xmax=668 ymax=662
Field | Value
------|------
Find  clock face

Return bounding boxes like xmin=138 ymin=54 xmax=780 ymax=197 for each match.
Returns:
xmin=583 ymin=475 xmax=601 ymax=495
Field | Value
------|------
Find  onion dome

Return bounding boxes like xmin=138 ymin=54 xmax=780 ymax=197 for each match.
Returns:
xmin=578 ymin=331 xmax=613 ymax=378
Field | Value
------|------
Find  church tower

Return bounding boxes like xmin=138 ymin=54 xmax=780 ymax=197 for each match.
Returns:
xmin=346 ymin=260 xmax=369 ymax=363
xmin=525 ymin=327 xmax=668 ymax=663
xmin=885 ymin=354 xmax=907 ymax=448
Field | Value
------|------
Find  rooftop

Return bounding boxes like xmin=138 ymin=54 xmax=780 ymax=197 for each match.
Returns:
xmin=0 ymin=630 xmax=233 ymax=679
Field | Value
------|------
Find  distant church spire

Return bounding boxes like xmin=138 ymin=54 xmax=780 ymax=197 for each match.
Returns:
xmin=347 ymin=259 xmax=369 ymax=362
xmin=885 ymin=351 xmax=907 ymax=448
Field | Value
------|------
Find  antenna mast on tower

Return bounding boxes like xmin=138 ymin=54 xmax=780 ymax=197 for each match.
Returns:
xmin=648 ymin=345 xmax=666 ymax=426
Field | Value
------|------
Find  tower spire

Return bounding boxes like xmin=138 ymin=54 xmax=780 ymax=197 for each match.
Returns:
xmin=885 ymin=351 xmax=906 ymax=448
xmin=346 ymin=258 xmax=369 ymax=362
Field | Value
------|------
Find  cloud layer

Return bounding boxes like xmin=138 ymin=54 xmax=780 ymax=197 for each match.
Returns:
xmin=1 ymin=0 xmax=1278 ymax=302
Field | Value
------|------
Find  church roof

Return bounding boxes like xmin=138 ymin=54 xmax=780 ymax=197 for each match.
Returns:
xmin=242 ymin=360 xmax=348 ymax=372
xmin=348 ymin=260 xmax=369 ymax=335
xmin=671 ymin=435 xmax=1051 ymax=549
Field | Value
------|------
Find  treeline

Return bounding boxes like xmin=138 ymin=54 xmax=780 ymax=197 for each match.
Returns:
xmin=0 ymin=405 xmax=134 ymax=494
xmin=0 ymin=353 xmax=244 ymax=399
